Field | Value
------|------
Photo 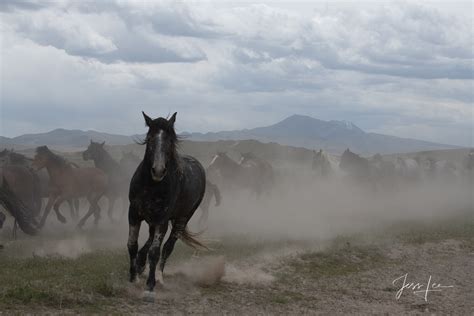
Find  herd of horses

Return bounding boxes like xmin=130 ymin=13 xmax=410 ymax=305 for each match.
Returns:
xmin=1 ymin=111 xmax=473 ymax=292
xmin=314 ymin=148 xmax=472 ymax=189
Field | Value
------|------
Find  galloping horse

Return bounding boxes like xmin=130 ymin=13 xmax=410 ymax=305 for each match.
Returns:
xmin=32 ymin=146 xmax=107 ymax=228
xmin=0 ymin=149 xmax=79 ymax=220
xmin=0 ymin=165 xmax=41 ymax=237
xmin=83 ymin=141 xmax=128 ymax=221
xmin=339 ymin=149 xmax=370 ymax=180
xmin=312 ymin=149 xmax=334 ymax=179
xmin=239 ymin=152 xmax=274 ymax=194
xmin=127 ymin=112 xmax=207 ymax=292
xmin=207 ymin=152 xmax=270 ymax=197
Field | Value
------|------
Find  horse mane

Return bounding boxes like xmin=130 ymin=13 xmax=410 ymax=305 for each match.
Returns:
xmin=36 ymin=146 xmax=69 ymax=167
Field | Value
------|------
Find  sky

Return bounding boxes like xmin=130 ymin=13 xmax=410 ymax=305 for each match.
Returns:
xmin=0 ymin=0 xmax=472 ymax=146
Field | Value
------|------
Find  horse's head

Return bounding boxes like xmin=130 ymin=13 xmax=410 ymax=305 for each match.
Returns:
xmin=83 ymin=140 xmax=106 ymax=161
xmin=142 ymin=111 xmax=178 ymax=182
xmin=32 ymin=146 xmax=51 ymax=171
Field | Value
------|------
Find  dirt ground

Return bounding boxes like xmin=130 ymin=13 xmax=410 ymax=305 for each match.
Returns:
xmin=0 ymin=210 xmax=473 ymax=315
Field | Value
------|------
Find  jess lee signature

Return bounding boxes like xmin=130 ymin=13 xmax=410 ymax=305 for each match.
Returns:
xmin=392 ymin=273 xmax=454 ymax=301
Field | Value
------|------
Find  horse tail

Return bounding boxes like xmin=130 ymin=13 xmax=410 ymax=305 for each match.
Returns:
xmin=180 ymin=226 xmax=209 ymax=250
xmin=0 ymin=177 xmax=39 ymax=236
xmin=209 ymin=182 xmax=221 ymax=206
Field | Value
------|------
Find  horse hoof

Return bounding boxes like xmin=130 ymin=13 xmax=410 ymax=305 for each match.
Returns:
xmin=57 ymin=215 xmax=67 ymax=224
xmin=142 ymin=291 xmax=155 ymax=302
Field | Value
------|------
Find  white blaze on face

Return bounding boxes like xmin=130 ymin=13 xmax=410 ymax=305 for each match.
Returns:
xmin=152 ymin=130 xmax=166 ymax=181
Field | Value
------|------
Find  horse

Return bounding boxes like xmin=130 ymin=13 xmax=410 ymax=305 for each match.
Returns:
xmin=239 ymin=152 xmax=275 ymax=194
xmin=198 ymin=180 xmax=221 ymax=226
xmin=120 ymin=150 xmax=142 ymax=181
xmin=32 ymin=146 xmax=107 ymax=229
xmin=312 ymin=149 xmax=337 ymax=179
xmin=0 ymin=166 xmax=40 ymax=237
xmin=339 ymin=149 xmax=371 ymax=183
xmin=83 ymin=141 xmax=128 ymax=221
xmin=127 ymin=111 xmax=207 ymax=292
xmin=0 ymin=149 xmax=79 ymax=220
xmin=207 ymin=152 xmax=269 ymax=197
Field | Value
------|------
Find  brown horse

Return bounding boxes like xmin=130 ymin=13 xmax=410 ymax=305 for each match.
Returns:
xmin=32 ymin=146 xmax=108 ymax=229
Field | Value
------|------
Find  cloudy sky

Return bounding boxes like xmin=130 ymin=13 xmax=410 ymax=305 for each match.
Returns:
xmin=1 ymin=0 xmax=472 ymax=146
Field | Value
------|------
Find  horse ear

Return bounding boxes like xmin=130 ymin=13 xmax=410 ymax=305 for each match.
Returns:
xmin=101 ymin=141 xmax=105 ymax=147
xmin=142 ymin=111 xmax=153 ymax=126
xmin=169 ymin=112 xmax=177 ymax=125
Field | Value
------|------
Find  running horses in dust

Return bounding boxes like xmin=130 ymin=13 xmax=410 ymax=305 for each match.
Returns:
xmin=83 ymin=141 xmax=128 ymax=221
xmin=127 ymin=112 xmax=207 ymax=292
xmin=32 ymin=146 xmax=108 ymax=228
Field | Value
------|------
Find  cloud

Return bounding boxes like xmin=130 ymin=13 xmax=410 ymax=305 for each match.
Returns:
xmin=0 ymin=0 xmax=472 ymax=146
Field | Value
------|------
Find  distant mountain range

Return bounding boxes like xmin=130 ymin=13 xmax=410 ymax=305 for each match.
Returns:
xmin=185 ymin=115 xmax=458 ymax=154
xmin=0 ymin=115 xmax=459 ymax=154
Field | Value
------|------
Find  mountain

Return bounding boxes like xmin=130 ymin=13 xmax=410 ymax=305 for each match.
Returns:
xmin=1 ymin=115 xmax=459 ymax=155
xmin=186 ymin=115 xmax=459 ymax=155
xmin=0 ymin=128 xmax=136 ymax=151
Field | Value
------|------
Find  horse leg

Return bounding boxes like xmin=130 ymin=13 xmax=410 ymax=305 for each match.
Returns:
xmin=53 ymin=197 xmax=67 ymax=224
xmin=136 ymin=225 xmax=156 ymax=275
xmin=146 ymin=223 xmax=168 ymax=291
xmin=107 ymin=195 xmax=116 ymax=223
xmin=74 ymin=199 xmax=80 ymax=217
xmin=127 ymin=214 xmax=141 ymax=283
xmin=67 ymin=199 xmax=77 ymax=221
xmin=158 ymin=221 xmax=184 ymax=285
xmin=77 ymin=195 xmax=100 ymax=229
xmin=12 ymin=219 xmax=17 ymax=240
xmin=39 ymin=194 xmax=57 ymax=228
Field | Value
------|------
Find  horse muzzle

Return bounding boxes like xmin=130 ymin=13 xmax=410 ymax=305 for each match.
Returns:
xmin=151 ymin=167 xmax=167 ymax=182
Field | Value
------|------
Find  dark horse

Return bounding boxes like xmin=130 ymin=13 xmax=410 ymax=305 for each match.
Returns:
xmin=208 ymin=152 xmax=272 ymax=197
xmin=0 ymin=165 xmax=41 ymax=237
xmin=32 ymin=146 xmax=108 ymax=228
xmin=127 ymin=112 xmax=206 ymax=292
xmin=83 ymin=141 xmax=128 ymax=221
xmin=339 ymin=149 xmax=372 ymax=185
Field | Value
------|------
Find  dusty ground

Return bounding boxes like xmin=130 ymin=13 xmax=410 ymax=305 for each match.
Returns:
xmin=0 ymin=210 xmax=473 ymax=315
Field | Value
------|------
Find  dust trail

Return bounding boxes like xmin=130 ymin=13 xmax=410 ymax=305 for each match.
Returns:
xmin=33 ymin=235 xmax=91 ymax=258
